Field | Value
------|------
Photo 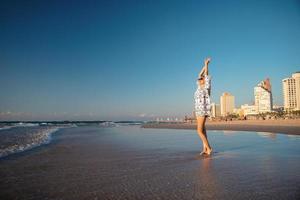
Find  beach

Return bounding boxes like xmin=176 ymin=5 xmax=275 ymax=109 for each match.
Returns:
xmin=0 ymin=125 xmax=299 ymax=199
xmin=142 ymin=119 xmax=300 ymax=135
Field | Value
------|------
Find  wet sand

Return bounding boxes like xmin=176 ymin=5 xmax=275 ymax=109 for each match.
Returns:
xmin=142 ymin=119 xmax=300 ymax=135
xmin=0 ymin=126 xmax=299 ymax=199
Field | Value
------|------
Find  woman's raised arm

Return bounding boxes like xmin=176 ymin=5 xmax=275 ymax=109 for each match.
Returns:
xmin=198 ymin=57 xmax=210 ymax=78
xmin=204 ymin=57 xmax=210 ymax=76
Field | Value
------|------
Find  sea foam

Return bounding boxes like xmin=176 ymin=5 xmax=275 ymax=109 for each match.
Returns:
xmin=0 ymin=126 xmax=61 ymax=158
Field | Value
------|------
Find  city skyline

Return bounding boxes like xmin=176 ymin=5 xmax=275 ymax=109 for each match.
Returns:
xmin=1 ymin=0 xmax=300 ymax=121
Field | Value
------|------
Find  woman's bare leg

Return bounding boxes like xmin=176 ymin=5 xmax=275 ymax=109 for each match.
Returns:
xmin=202 ymin=128 xmax=208 ymax=153
xmin=203 ymin=127 xmax=212 ymax=154
xmin=196 ymin=116 xmax=205 ymax=154
xmin=197 ymin=116 xmax=212 ymax=155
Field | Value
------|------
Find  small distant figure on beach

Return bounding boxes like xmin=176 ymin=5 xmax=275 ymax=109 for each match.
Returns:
xmin=194 ymin=57 xmax=213 ymax=155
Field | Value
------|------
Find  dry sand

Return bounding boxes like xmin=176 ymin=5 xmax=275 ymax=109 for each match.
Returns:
xmin=142 ymin=119 xmax=300 ymax=135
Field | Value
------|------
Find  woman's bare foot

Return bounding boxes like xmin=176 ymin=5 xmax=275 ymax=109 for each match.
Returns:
xmin=200 ymin=146 xmax=207 ymax=155
xmin=205 ymin=148 xmax=213 ymax=155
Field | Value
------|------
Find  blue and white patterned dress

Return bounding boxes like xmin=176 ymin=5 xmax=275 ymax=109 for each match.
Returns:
xmin=194 ymin=75 xmax=211 ymax=117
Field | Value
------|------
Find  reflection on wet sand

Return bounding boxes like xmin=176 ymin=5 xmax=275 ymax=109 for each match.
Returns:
xmin=256 ymin=132 xmax=277 ymax=139
xmin=0 ymin=126 xmax=299 ymax=200
xmin=222 ymin=130 xmax=237 ymax=136
xmin=193 ymin=157 xmax=221 ymax=199
xmin=287 ymin=134 xmax=300 ymax=139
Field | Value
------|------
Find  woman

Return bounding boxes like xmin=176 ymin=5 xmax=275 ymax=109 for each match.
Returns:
xmin=194 ymin=57 xmax=213 ymax=155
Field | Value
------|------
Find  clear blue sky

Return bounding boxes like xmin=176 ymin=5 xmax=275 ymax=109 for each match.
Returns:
xmin=0 ymin=0 xmax=299 ymax=121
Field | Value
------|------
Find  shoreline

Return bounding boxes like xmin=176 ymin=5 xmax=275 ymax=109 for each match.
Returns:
xmin=141 ymin=119 xmax=300 ymax=135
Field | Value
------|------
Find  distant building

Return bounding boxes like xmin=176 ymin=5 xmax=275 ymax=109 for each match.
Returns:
xmin=273 ymin=105 xmax=284 ymax=112
xmin=241 ymin=104 xmax=258 ymax=116
xmin=282 ymin=72 xmax=300 ymax=111
xmin=211 ymin=103 xmax=221 ymax=118
xmin=233 ymin=108 xmax=244 ymax=117
xmin=254 ymin=78 xmax=273 ymax=113
xmin=192 ymin=111 xmax=196 ymax=119
xmin=220 ymin=92 xmax=235 ymax=116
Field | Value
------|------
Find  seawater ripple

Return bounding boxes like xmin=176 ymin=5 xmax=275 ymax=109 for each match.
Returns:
xmin=0 ymin=126 xmax=61 ymax=158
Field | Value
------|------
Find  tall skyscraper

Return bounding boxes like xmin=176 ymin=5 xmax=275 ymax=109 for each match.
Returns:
xmin=220 ymin=92 xmax=235 ymax=116
xmin=282 ymin=72 xmax=300 ymax=111
xmin=254 ymin=78 xmax=273 ymax=113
